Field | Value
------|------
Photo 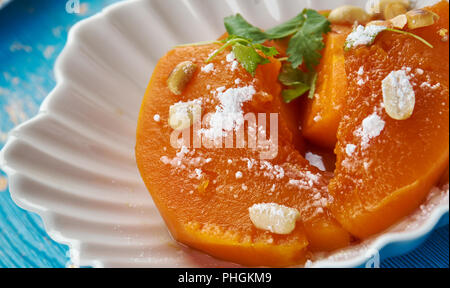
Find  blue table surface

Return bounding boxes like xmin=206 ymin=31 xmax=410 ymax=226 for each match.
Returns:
xmin=0 ymin=0 xmax=448 ymax=268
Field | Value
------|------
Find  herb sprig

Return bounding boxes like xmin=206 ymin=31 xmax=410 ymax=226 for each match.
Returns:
xmin=223 ymin=9 xmax=331 ymax=70
xmin=278 ymin=63 xmax=317 ymax=102
xmin=221 ymin=9 xmax=330 ymax=101
xmin=206 ymin=36 xmax=279 ymax=76
xmin=386 ymin=28 xmax=434 ymax=48
xmin=177 ymin=9 xmax=330 ymax=102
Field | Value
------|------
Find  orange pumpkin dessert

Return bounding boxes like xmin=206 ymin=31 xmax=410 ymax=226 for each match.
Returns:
xmin=329 ymin=1 xmax=449 ymax=238
xmin=302 ymin=25 xmax=353 ymax=148
xmin=136 ymin=44 xmax=350 ymax=267
xmin=136 ymin=1 xmax=449 ymax=266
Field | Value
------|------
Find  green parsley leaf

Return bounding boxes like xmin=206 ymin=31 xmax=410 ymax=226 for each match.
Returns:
xmin=252 ymin=44 xmax=279 ymax=58
xmin=224 ymin=10 xmax=329 ymax=70
xmin=232 ymin=43 xmax=270 ymax=76
xmin=265 ymin=13 xmax=306 ymax=39
xmin=206 ymin=36 xmax=278 ymax=76
xmin=224 ymin=14 xmax=268 ymax=43
xmin=282 ymin=84 xmax=311 ymax=103
xmin=306 ymin=72 xmax=318 ymax=99
xmin=286 ymin=9 xmax=331 ymax=70
xmin=223 ymin=10 xmax=330 ymax=76
xmin=208 ymin=9 xmax=329 ymax=84
xmin=279 ymin=63 xmax=318 ymax=102
xmin=278 ymin=62 xmax=308 ymax=86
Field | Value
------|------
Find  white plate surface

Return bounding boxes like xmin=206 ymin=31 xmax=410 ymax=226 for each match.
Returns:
xmin=0 ymin=0 xmax=448 ymax=267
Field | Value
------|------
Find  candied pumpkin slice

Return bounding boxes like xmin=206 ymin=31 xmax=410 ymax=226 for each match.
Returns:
xmin=302 ymin=25 xmax=352 ymax=149
xmin=136 ymin=44 xmax=349 ymax=266
xmin=329 ymin=1 xmax=449 ymax=239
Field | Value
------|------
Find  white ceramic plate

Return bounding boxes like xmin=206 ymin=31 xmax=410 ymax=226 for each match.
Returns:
xmin=0 ymin=0 xmax=12 ymax=9
xmin=0 ymin=0 xmax=448 ymax=268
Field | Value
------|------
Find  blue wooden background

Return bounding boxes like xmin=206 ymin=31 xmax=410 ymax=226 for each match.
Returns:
xmin=0 ymin=0 xmax=448 ymax=268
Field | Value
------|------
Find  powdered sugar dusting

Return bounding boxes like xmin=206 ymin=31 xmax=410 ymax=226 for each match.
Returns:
xmin=259 ymin=161 xmax=285 ymax=180
xmin=345 ymin=144 xmax=357 ymax=156
xmin=345 ymin=25 xmax=387 ymax=49
xmin=226 ymin=51 xmax=239 ymax=72
xmin=201 ymin=63 xmax=215 ymax=73
xmin=356 ymin=66 xmax=368 ymax=86
xmin=355 ymin=112 xmax=385 ymax=149
xmin=305 ymin=152 xmax=326 ymax=171
xmin=226 ymin=52 xmax=235 ymax=63
xmin=201 ymin=86 xmax=256 ymax=139
xmin=288 ymin=171 xmax=321 ymax=190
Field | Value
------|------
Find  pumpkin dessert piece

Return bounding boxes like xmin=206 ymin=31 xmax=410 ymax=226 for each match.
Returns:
xmin=302 ymin=25 xmax=353 ymax=148
xmin=329 ymin=1 xmax=449 ymax=239
xmin=272 ymin=23 xmax=353 ymax=149
xmin=136 ymin=44 xmax=349 ymax=266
